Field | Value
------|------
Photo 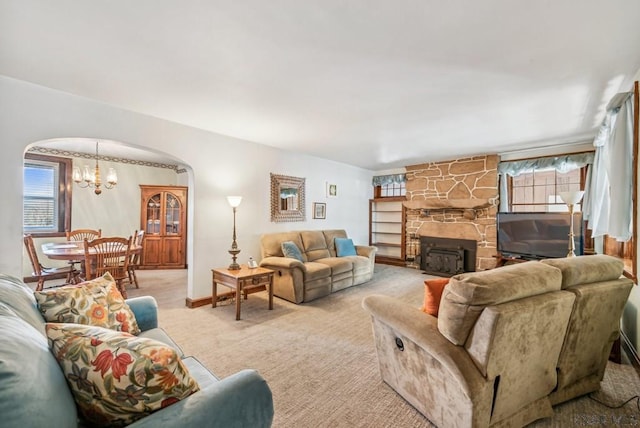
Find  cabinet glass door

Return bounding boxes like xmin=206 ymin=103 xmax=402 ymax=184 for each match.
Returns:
xmin=165 ymin=193 xmax=181 ymax=235
xmin=145 ymin=194 xmax=162 ymax=234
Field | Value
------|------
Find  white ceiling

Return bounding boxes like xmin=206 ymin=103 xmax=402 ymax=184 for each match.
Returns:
xmin=2 ymin=1 xmax=640 ymax=170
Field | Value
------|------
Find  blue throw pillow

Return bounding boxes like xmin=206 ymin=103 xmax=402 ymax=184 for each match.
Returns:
xmin=281 ymin=241 xmax=304 ymax=262
xmin=335 ymin=238 xmax=357 ymax=257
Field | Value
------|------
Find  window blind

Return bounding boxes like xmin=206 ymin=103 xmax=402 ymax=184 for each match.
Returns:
xmin=24 ymin=161 xmax=58 ymax=231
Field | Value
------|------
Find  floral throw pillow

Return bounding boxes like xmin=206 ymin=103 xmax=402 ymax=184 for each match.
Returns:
xmin=46 ymin=323 xmax=200 ymax=427
xmin=34 ymin=272 xmax=141 ymax=335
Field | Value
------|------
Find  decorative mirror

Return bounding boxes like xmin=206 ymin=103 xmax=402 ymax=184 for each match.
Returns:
xmin=270 ymin=173 xmax=306 ymax=222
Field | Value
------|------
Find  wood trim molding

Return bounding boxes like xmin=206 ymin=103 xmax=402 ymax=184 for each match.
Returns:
xmin=185 ymin=292 xmax=245 ymax=308
xmin=632 ymin=81 xmax=639 ymax=282
xmin=185 ymin=296 xmax=212 ymax=308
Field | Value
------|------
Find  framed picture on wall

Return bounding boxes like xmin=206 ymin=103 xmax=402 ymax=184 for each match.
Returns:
xmin=326 ymin=182 xmax=337 ymax=198
xmin=313 ymin=202 xmax=326 ymax=219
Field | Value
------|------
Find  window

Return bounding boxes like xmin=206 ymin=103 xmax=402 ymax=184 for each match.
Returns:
xmin=372 ymin=174 xmax=406 ymax=198
xmin=23 ymin=153 xmax=72 ymax=236
xmin=509 ymin=167 xmax=584 ymax=212
xmin=499 ymin=152 xmax=594 ymax=255
xmin=498 ymin=152 xmax=593 ymax=212
xmin=376 ymin=181 xmax=406 ymax=198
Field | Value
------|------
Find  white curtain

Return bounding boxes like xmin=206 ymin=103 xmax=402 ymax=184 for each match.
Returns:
xmin=584 ymin=92 xmax=634 ymax=240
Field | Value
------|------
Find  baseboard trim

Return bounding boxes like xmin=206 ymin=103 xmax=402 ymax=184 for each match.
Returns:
xmin=186 ymin=286 xmax=244 ymax=309
xmin=375 ymin=256 xmax=406 ymax=267
xmin=621 ymin=330 xmax=640 ymax=369
xmin=185 ymin=296 xmax=212 ymax=308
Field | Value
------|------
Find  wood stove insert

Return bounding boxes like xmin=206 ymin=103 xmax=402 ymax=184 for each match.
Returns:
xmin=420 ymin=236 xmax=477 ymax=277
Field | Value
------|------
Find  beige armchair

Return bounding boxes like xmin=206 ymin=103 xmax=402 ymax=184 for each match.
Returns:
xmin=363 ymin=261 xmax=576 ymax=427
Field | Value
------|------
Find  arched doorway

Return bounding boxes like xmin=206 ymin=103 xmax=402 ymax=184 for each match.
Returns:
xmin=22 ymin=137 xmax=194 ymax=299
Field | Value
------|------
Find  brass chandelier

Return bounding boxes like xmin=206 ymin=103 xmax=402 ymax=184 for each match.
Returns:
xmin=72 ymin=141 xmax=117 ymax=195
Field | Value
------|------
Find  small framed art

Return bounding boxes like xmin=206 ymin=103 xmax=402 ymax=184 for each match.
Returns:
xmin=313 ymin=202 xmax=326 ymax=219
xmin=326 ymin=182 xmax=337 ymax=198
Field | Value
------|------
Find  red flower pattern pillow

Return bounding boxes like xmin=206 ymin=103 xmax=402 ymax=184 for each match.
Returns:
xmin=46 ymin=323 xmax=199 ymax=426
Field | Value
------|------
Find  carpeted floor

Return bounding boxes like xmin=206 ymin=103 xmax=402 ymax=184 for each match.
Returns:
xmin=127 ymin=265 xmax=640 ymax=427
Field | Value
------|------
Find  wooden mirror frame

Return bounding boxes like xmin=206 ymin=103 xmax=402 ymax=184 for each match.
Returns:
xmin=270 ymin=173 xmax=306 ymax=222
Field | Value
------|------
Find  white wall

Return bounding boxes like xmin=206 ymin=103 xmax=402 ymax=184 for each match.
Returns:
xmin=70 ymin=158 xmax=180 ymax=237
xmin=1 ymin=76 xmax=373 ymax=300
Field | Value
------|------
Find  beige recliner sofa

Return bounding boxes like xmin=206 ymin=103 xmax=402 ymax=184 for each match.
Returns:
xmin=362 ymin=255 xmax=633 ymax=427
xmin=541 ymin=255 xmax=633 ymax=405
xmin=259 ymin=229 xmax=376 ymax=303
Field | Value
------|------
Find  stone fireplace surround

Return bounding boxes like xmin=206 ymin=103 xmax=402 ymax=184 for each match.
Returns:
xmin=404 ymin=155 xmax=499 ymax=271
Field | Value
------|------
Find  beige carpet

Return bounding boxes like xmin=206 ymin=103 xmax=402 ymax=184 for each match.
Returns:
xmin=127 ymin=265 xmax=640 ymax=427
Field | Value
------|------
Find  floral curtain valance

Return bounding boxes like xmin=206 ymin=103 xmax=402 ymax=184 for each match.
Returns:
xmin=498 ymin=152 xmax=594 ymax=177
xmin=372 ymin=173 xmax=406 ymax=186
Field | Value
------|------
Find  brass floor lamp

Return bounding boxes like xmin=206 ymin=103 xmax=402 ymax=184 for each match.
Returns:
xmin=227 ymin=196 xmax=242 ymax=270
xmin=558 ymin=190 xmax=585 ymax=258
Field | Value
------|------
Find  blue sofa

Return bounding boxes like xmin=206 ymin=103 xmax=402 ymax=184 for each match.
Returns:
xmin=0 ymin=274 xmax=274 ymax=427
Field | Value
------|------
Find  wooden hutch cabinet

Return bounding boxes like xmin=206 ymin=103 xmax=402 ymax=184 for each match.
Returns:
xmin=140 ymin=185 xmax=187 ymax=269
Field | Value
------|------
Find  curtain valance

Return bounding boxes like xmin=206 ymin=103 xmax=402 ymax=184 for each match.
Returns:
xmin=372 ymin=174 xmax=406 ymax=186
xmin=498 ymin=152 xmax=594 ymax=177
xmin=498 ymin=151 xmax=594 ymax=211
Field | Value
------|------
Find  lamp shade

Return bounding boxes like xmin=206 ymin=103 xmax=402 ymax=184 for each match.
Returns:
xmin=227 ymin=196 xmax=242 ymax=208
xmin=106 ymin=168 xmax=118 ymax=184
xmin=558 ymin=191 xmax=585 ymax=205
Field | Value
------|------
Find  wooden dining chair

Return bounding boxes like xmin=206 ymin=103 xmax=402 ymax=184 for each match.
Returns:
xmin=23 ymin=234 xmax=79 ymax=291
xmin=66 ymin=229 xmax=102 ymax=241
xmin=127 ymin=230 xmax=145 ymax=289
xmin=84 ymin=236 xmax=132 ymax=298
xmin=66 ymin=229 xmax=102 ymax=273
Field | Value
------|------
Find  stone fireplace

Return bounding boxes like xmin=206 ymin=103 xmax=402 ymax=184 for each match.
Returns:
xmin=404 ymin=155 xmax=499 ymax=271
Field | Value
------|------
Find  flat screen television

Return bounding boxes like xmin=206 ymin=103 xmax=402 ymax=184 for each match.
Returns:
xmin=497 ymin=212 xmax=583 ymax=259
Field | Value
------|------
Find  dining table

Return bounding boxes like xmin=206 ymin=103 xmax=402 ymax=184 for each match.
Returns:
xmin=41 ymin=241 xmax=143 ymax=261
xmin=41 ymin=241 xmax=143 ymax=293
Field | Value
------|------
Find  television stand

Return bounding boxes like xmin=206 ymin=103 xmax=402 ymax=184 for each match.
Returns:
xmin=493 ymin=253 xmax=535 ymax=267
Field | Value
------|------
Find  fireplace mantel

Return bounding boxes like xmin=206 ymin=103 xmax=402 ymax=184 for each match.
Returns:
xmin=403 ymin=198 xmax=494 ymax=210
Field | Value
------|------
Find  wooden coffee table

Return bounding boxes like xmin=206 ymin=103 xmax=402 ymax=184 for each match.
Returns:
xmin=211 ymin=265 xmax=274 ymax=320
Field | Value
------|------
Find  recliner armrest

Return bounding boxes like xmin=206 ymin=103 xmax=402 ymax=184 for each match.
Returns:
xmin=362 ymin=294 xmax=485 ymax=399
xmin=128 ymin=369 xmax=274 ymax=428
xmin=259 ymin=256 xmax=306 ymax=271
xmin=356 ymin=245 xmax=377 ymax=259
xmin=125 ymin=296 xmax=158 ymax=332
